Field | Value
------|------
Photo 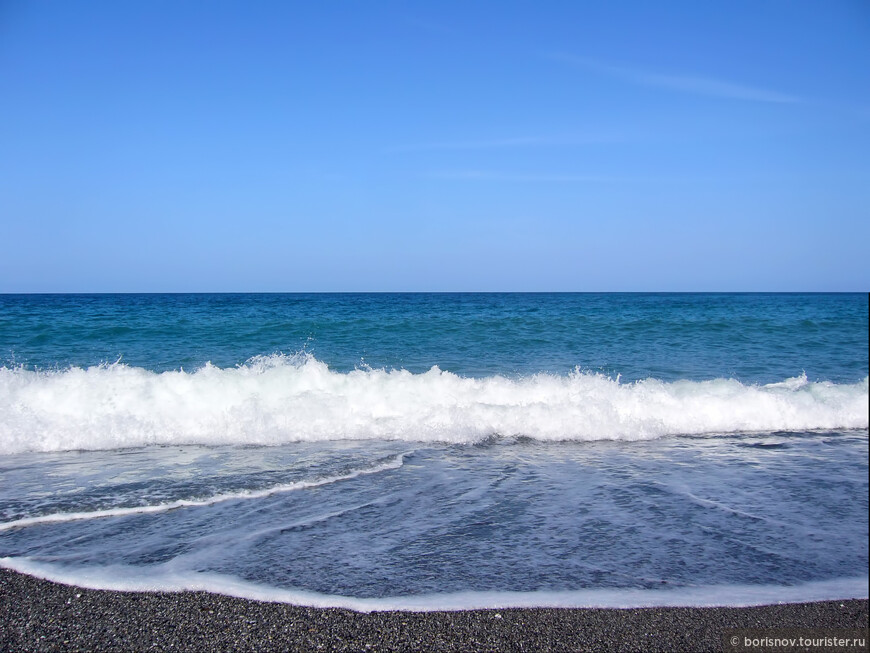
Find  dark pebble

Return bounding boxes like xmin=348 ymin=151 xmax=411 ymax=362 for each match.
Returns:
xmin=1 ymin=568 xmax=866 ymax=652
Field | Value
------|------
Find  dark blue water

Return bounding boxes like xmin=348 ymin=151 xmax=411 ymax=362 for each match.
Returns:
xmin=2 ymin=293 xmax=866 ymax=382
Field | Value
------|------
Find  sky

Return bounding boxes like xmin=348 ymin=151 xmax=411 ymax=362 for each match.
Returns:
xmin=1 ymin=1 xmax=868 ymax=291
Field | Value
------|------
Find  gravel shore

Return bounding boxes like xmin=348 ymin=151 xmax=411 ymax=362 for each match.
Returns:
xmin=1 ymin=568 xmax=866 ymax=652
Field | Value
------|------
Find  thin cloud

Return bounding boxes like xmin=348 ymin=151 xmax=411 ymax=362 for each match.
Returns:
xmin=549 ymin=54 xmax=800 ymax=104
xmin=427 ymin=170 xmax=625 ymax=182
xmin=388 ymin=134 xmax=623 ymax=153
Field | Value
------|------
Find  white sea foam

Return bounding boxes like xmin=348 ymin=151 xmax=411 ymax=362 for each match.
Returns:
xmin=0 ymin=557 xmax=866 ymax=611
xmin=0 ymin=452 xmax=408 ymax=532
xmin=0 ymin=356 xmax=867 ymax=454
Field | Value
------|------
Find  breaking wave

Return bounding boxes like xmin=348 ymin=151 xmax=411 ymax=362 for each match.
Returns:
xmin=1 ymin=354 xmax=867 ymax=453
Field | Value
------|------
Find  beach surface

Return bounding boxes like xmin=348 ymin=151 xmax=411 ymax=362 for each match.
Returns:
xmin=1 ymin=568 xmax=866 ymax=652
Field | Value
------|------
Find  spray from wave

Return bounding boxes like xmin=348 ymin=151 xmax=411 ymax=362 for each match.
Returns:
xmin=1 ymin=354 xmax=867 ymax=453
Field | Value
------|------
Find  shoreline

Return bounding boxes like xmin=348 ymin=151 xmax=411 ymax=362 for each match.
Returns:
xmin=1 ymin=569 xmax=866 ymax=652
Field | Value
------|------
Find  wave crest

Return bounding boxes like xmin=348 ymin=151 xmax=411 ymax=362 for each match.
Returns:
xmin=1 ymin=355 xmax=867 ymax=453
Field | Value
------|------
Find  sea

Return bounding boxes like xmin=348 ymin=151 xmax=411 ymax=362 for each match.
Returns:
xmin=0 ymin=293 xmax=867 ymax=611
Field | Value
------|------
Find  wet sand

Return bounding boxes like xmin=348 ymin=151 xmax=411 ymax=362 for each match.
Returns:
xmin=1 ymin=568 xmax=866 ymax=652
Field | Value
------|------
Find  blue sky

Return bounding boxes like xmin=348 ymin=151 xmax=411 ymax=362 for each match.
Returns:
xmin=1 ymin=1 xmax=868 ymax=291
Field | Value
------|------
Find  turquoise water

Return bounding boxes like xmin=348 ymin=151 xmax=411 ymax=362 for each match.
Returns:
xmin=3 ymin=293 xmax=866 ymax=381
xmin=0 ymin=293 xmax=867 ymax=608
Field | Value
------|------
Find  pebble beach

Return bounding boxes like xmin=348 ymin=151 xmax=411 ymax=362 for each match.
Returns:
xmin=1 ymin=568 xmax=867 ymax=652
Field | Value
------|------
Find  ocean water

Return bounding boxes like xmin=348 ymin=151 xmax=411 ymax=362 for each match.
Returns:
xmin=0 ymin=293 xmax=867 ymax=610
